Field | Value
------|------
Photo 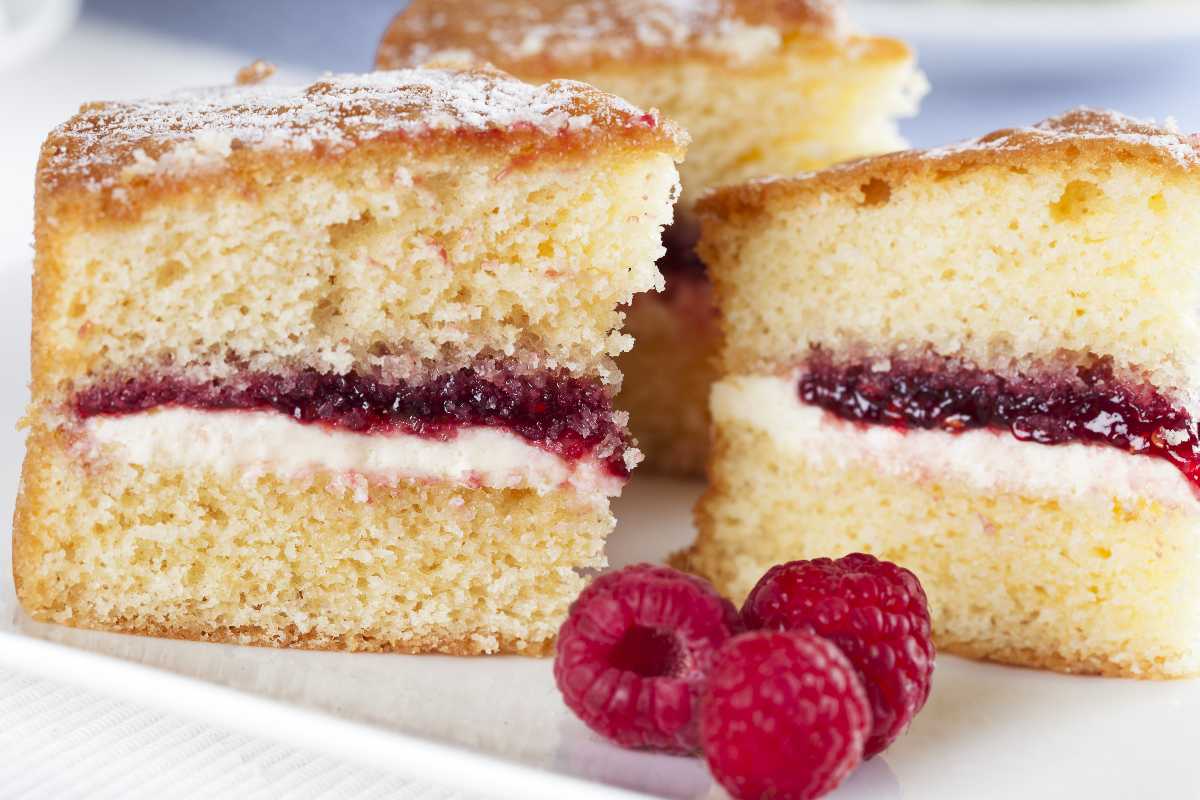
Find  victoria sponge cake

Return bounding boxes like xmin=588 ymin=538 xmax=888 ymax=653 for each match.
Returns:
xmin=679 ymin=109 xmax=1200 ymax=678
xmin=378 ymin=0 xmax=926 ymax=474
xmin=13 ymin=63 xmax=685 ymax=655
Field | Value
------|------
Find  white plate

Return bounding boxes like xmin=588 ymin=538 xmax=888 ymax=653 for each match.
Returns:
xmin=1 ymin=260 xmax=1199 ymax=799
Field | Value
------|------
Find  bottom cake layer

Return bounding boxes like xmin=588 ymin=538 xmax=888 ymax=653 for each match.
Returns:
xmin=13 ymin=431 xmax=609 ymax=655
xmin=618 ymin=278 xmax=716 ymax=477
xmin=681 ymin=416 xmax=1200 ymax=678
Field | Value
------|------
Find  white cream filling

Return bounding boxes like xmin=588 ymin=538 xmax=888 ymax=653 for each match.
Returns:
xmin=712 ymin=374 xmax=1200 ymax=508
xmin=83 ymin=408 xmax=623 ymax=497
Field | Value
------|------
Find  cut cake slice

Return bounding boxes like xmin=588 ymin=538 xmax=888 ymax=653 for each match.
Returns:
xmin=13 ymin=63 xmax=685 ymax=655
xmin=681 ymin=109 xmax=1200 ymax=677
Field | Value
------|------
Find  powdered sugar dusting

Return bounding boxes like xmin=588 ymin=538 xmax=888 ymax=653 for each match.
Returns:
xmin=40 ymin=65 xmax=675 ymax=193
xmin=378 ymin=0 xmax=845 ymax=71
xmin=917 ymin=107 xmax=1200 ymax=170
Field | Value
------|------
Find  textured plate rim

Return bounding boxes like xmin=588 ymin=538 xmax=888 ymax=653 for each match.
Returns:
xmin=0 ymin=630 xmax=652 ymax=800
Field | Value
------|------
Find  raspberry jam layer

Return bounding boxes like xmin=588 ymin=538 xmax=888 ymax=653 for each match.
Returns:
xmin=798 ymin=356 xmax=1200 ymax=486
xmin=75 ymin=368 xmax=633 ymax=477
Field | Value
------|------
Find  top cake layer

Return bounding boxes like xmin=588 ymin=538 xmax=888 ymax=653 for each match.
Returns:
xmin=31 ymin=65 xmax=683 ymax=410
xmin=39 ymin=62 xmax=685 ymax=206
xmin=377 ymin=2 xmax=922 ymax=209
xmin=377 ymin=0 xmax=846 ymax=74
xmin=697 ymin=108 xmax=1200 ymax=406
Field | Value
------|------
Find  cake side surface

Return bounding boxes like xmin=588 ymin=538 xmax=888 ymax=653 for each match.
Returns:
xmin=562 ymin=44 xmax=922 ymax=209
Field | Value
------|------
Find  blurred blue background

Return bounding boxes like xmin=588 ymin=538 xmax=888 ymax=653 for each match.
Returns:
xmin=82 ymin=0 xmax=400 ymax=74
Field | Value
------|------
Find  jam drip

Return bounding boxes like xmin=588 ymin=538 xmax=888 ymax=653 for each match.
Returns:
xmin=799 ymin=357 xmax=1200 ymax=486
xmin=76 ymin=367 xmax=633 ymax=477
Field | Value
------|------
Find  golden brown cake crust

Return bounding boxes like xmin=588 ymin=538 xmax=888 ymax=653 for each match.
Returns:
xmin=21 ymin=615 xmax=554 ymax=657
xmin=698 ymin=108 xmax=1200 ymax=221
xmin=936 ymin=639 xmax=1187 ymax=681
xmin=37 ymin=62 xmax=685 ymax=213
xmin=376 ymin=0 xmax=848 ymax=73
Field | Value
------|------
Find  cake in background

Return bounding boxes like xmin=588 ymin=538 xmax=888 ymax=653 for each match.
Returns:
xmin=678 ymin=108 xmax=1200 ymax=678
xmin=378 ymin=0 xmax=927 ymax=475
xmin=13 ymin=62 xmax=685 ymax=655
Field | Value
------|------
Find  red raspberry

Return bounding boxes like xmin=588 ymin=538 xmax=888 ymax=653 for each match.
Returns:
xmin=700 ymin=630 xmax=871 ymax=800
xmin=740 ymin=553 xmax=935 ymax=758
xmin=553 ymin=564 xmax=740 ymax=753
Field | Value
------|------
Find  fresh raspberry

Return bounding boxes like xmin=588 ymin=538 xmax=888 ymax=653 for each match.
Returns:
xmin=740 ymin=553 xmax=935 ymax=758
xmin=553 ymin=564 xmax=741 ymax=753
xmin=700 ymin=630 xmax=871 ymax=800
